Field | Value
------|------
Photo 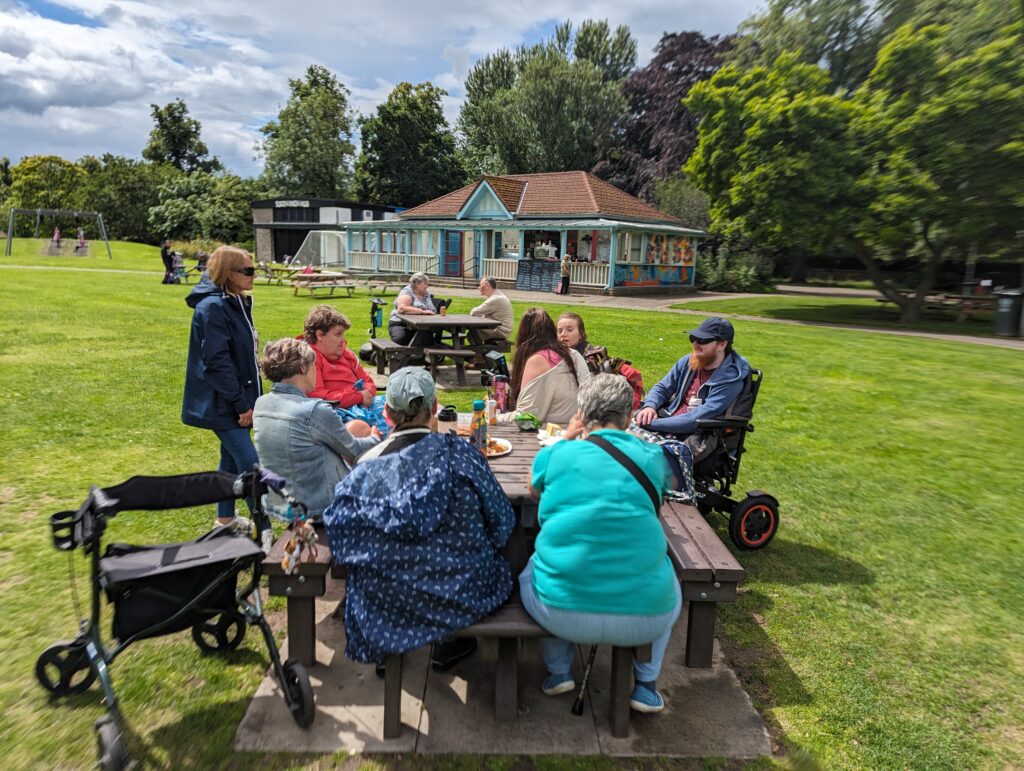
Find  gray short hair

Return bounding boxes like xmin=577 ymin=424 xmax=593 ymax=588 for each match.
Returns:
xmin=482 ymin=276 xmax=497 ymax=289
xmin=578 ymin=373 xmax=634 ymax=430
xmin=409 ymin=272 xmax=429 ymax=288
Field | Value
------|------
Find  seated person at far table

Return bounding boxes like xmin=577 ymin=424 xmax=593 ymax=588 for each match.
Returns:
xmin=469 ymin=276 xmax=514 ymax=342
xmin=388 ymin=271 xmax=440 ymax=346
xmin=253 ymin=338 xmax=380 ymax=523
xmin=557 ymin=312 xmax=645 ymax=410
xmin=635 ymin=317 xmax=751 ymax=487
xmin=496 ymin=307 xmax=591 ymax=426
xmin=323 ymin=367 xmax=516 ymax=672
xmin=521 ymin=374 xmax=681 ymax=714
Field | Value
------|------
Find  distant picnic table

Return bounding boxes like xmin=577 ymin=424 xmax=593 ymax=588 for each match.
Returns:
xmin=876 ymin=291 xmax=997 ymax=321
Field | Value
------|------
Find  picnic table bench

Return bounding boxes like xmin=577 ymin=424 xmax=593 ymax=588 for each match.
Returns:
xmin=346 ymin=272 xmax=409 ymax=296
xmin=262 ymin=527 xmax=333 ymax=668
xmin=875 ymin=292 xmax=997 ymax=321
xmin=292 ymin=272 xmax=357 ymax=298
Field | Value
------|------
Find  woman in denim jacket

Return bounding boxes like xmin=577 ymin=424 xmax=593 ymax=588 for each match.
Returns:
xmin=253 ymin=339 xmax=380 ymax=520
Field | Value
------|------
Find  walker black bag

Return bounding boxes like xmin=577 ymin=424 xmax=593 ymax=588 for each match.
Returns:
xmin=100 ymin=529 xmax=262 ymax=642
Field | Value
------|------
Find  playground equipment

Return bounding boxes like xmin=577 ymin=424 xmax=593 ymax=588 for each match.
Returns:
xmin=5 ymin=208 xmax=112 ymax=259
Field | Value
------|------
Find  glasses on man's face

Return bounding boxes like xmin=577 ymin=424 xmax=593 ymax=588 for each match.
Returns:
xmin=689 ymin=335 xmax=717 ymax=345
xmin=234 ymin=266 xmax=256 ymax=276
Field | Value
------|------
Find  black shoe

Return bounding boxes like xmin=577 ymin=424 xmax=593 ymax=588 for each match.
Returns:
xmin=375 ymin=663 xmax=386 ymax=679
xmin=430 ymin=637 xmax=477 ymax=671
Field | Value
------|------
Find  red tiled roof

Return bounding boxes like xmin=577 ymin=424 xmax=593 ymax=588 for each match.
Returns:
xmin=399 ymin=171 xmax=682 ymax=224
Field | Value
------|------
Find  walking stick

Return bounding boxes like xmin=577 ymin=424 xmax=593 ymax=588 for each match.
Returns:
xmin=571 ymin=645 xmax=598 ymax=716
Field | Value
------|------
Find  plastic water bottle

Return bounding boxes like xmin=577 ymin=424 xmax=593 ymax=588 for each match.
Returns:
xmin=470 ymin=399 xmax=488 ymax=454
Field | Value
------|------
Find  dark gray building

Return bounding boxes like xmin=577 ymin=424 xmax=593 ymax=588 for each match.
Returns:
xmin=251 ymin=198 xmax=401 ymax=263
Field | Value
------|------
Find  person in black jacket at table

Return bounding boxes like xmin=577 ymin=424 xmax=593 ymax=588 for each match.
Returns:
xmin=182 ymin=246 xmax=264 ymax=535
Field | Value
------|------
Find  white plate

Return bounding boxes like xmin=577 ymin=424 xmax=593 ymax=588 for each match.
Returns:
xmin=537 ymin=430 xmax=565 ymax=447
xmin=485 ymin=437 xmax=513 ymax=458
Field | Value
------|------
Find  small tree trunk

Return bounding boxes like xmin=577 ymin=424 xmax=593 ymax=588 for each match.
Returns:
xmin=789 ymin=248 xmax=809 ymax=283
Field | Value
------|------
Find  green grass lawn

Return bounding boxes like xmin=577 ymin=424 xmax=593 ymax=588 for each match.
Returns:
xmin=1 ymin=263 xmax=1022 ymax=769
xmin=670 ymin=295 xmax=999 ymax=337
xmin=1 ymin=236 xmax=166 ymax=271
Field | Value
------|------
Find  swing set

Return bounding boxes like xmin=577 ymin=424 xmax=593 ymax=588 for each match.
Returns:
xmin=4 ymin=208 xmax=112 ymax=259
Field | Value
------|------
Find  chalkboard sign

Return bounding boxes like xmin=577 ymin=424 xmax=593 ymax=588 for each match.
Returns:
xmin=515 ymin=259 xmax=560 ymax=292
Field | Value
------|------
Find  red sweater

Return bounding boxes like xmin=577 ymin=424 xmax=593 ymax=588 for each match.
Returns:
xmin=308 ymin=343 xmax=376 ymax=408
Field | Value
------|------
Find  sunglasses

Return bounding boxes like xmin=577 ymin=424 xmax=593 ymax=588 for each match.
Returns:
xmin=689 ymin=335 xmax=718 ymax=345
xmin=233 ymin=267 xmax=256 ymax=276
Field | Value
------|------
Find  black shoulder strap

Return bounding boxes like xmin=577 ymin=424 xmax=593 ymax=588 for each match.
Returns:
xmin=585 ymin=435 xmax=661 ymax=513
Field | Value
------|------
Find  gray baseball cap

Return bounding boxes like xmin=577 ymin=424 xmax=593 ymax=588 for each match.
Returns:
xmin=385 ymin=367 xmax=436 ymax=411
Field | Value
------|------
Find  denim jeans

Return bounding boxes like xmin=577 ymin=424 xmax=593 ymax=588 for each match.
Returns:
xmin=212 ymin=427 xmax=260 ymax=521
xmin=519 ymin=557 xmax=682 ymax=683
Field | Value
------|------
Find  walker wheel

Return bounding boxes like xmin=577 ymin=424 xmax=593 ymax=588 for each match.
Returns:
xmin=95 ymin=716 xmax=129 ymax=771
xmin=35 ymin=639 xmax=96 ymax=696
xmin=281 ymin=659 xmax=315 ymax=728
xmin=729 ymin=496 xmax=779 ymax=550
xmin=191 ymin=611 xmax=246 ymax=652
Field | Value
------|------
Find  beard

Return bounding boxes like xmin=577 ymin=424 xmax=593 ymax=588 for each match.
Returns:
xmin=689 ymin=348 xmax=718 ymax=370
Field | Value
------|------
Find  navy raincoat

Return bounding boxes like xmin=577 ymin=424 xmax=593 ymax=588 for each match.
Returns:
xmin=323 ymin=432 xmax=515 ymax=663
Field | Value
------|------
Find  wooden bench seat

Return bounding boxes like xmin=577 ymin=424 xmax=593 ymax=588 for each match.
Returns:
xmin=381 ymin=600 xmax=652 ymax=738
xmin=262 ymin=527 xmax=333 ymax=668
xmin=292 ymin=277 xmax=357 ymax=298
xmin=369 ymin=337 xmax=414 ymax=375
xmin=660 ymin=501 xmax=745 ymax=668
xmin=424 ymin=347 xmax=477 ymax=386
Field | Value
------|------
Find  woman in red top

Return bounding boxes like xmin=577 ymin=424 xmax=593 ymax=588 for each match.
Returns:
xmin=302 ymin=305 xmax=376 ymax=408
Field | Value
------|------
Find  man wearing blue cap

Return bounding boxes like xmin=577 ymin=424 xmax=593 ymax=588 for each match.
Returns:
xmin=635 ymin=317 xmax=751 ymax=439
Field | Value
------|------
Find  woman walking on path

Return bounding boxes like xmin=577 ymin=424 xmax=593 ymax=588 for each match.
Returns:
xmin=181 ymin=246 xmax=263 ymax=533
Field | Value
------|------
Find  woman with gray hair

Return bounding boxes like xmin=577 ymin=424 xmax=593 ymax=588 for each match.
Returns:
xmin=389 ymin=271 xmax=438 ymax=345
xmin=253 ymin=338 xmax=379 ymax=522
xmin=520 ymin=373 xmax=681 ymax=714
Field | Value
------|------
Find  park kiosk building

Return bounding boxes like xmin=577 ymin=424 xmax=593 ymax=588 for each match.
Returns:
xmin=251 ymin=198 xmax=401 ymax=265
xmin=341 ymin=171 xmax=703 ymax=293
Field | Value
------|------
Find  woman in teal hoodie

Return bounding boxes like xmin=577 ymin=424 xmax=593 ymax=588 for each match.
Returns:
xmin=521 ymin=374 xmax=681 ymax=714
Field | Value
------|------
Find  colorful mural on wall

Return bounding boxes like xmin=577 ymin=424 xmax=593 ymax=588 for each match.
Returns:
xmin=646 ymin=235 xmax=696 ymax=266
xmin=614 ymin=264 xmax=695 ymax=287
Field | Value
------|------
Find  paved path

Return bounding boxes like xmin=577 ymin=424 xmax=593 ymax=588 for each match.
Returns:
xmin=436 ymin=285 xmax=1024 ymax=351
xmin=4 ymin=264 xmax=1021 ymax=350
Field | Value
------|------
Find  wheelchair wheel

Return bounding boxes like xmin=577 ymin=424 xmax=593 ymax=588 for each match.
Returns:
xmin=36 ymin=639 xmax=97 ymax=696
xmin=95 ymin=716 xmax=128 ymax=771
xmin=729 ymin=496 xmax=779 ymax=550
xmin=281 ymin=659 xmax=315 ymax=728
xmin=191 ymin=611 xmax=246 ymax=652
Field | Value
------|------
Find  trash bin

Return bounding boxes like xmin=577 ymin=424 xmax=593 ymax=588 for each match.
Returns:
xmin=994 ymin=289 xmax=1023 ymax=337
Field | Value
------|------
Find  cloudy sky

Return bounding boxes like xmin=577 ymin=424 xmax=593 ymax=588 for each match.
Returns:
xmin=0 ymin=0 xmax=761 ymax=176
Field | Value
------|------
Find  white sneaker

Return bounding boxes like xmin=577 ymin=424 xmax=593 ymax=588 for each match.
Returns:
xmin=214 ymin=515 xmax=253 ymax=536
xmin=260 ymin=528 xmax=275 ymax=554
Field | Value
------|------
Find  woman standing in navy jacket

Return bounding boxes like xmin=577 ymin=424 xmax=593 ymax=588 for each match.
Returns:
xmin=182 ymin=246 xmax=263 ymax=533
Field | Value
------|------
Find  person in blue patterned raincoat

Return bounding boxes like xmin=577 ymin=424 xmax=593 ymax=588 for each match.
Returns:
xmin=323 ymin=367 xmax=516 ymax=668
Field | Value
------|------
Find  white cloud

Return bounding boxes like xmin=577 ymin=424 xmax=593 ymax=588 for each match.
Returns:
xmin=0 ymin=0 xmax=759 ymax=175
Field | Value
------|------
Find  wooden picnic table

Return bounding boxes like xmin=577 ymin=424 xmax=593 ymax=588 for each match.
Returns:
xmin=395 ymin=313 xmax=501 ymax=386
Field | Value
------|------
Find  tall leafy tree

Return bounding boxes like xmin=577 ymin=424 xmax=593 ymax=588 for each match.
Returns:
xmin=355 ymin=82 xmax=464 ymax=207
xmin=457 ymin=20 xmax=635 ymax=176
xmin=594 ymin=31 xmax=733 ymax=199
xmin=686 ymin=22 xmax=1024 ymax=320
xmin=260 ymin=65 xmax=357 ymax=198
xmin=78 ymin=155 xmax=176 ymax=243
xmin=0 ymin=157 xmax=11 ymax=210
xmin=142 ymin=99 xmax=222 ymax=173
xmin=148 ymin=171 xmax=261 ymax=243
xmin=732 ymin=0 xmax=1020 ymax=91
xmin=851 ymin=22 xmax=1024 ymax=317
xmin=8 ymin=155 xmax=86 ymax=211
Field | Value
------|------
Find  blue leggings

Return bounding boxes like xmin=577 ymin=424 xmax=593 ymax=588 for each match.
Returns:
xmin=212 ymin=428 xmax=259 ymax=521
xmin=519 ymin=558 xmax=682 ymax=683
